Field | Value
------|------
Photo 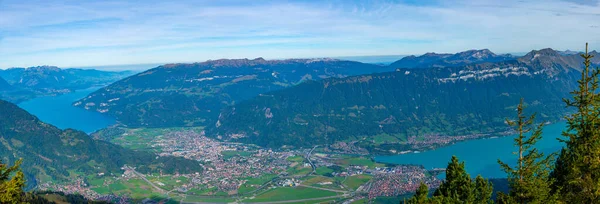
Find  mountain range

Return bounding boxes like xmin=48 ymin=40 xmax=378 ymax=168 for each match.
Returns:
xmin=0 ymin=77 xmax=11 ymax=90
xmin=71 ymin=48 xmax=600 ymax=153
xmin=208 ymin=49 xmax=600 ymax=152
xmin=0 ymin=77 xmax=36 ymax=103
xmin=0 ymin=99 xmax=202 ymax=188
xmin=73 ymin=58 xmax=391 ymax=127
xmin=0 ymin=66 xmax=135 ymax=103
xmin=388 ymin=49 xmax=515 ymax=69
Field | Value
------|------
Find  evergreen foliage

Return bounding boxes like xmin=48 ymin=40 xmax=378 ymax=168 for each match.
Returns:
xmin=550 ymin=43 xmax=600 ymax=202
xmin=406 ymin=156 xmax=493 ymax=203
xmin=406 ymin=183 xmax=430 ymax=204
xmin=497 ymin=99 xmax=557 ymax=203
xmin=405 ymin=43 xmax=599 ymax=204
xmin=0 ymin=159 xmax=25 ymax=204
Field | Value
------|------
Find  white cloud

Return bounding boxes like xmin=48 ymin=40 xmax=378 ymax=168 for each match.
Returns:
xmin=0 ymin=0 xmax=599 ymax=68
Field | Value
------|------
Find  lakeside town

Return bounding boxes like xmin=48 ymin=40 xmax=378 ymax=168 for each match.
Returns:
xmin=36 ymin=127 xmax=445 ymax=203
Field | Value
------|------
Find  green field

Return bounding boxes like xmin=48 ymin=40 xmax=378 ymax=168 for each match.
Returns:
xmin=87 ymin=177 xmax=105 ymax=186
xmin=106 ymin=127 xmax=203 ymax=151
xmin=315 ymin=166 xmax=334 ymax=176
xmin=238 ymin=184 xmax=258 ymax=195
xmin=183 ymin=196 xmax=236 ymax=203
xmin=244 ymin=187 xmax=338 ymax=202
xmin=238 ymin=174 xmax=278 ymax=194
xmin=91 ymin=186 xmax=110 ymax=194
xmin=187 ymin=186 xmax=218 ymax=196
xmin=303 ymin=176 xmax=345 ymax=191
xmin=287 ymin=165 xmax=313 ymax=176
xmin=343 ymin=174 xmax=373 ymax=190
xmin=148 ymin=175 xmax=190 ymax=190
xmin=89 ymin=177 xmax=166 ymax=199
xmin=286 ymin=155 xmax=305 ymax=162
xmin=301 ymin=176 xmax=334 ymax=186
xmin=245 ymin=174 xmax=278 ymax=185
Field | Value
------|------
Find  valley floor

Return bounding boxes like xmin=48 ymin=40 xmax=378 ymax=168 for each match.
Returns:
xmin=37 ymin=127 xmax=443 ymax=203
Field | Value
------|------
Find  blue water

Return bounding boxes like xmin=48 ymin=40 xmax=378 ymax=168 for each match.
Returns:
xmin=18 ymin=87 xmax=115 ymax=134
xmin=375 ymin=122 xmax=567 ymax=178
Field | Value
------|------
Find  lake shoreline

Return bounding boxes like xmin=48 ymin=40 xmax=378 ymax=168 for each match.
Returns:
xmin=17 ymin=87 xmax=116 ymax=134
xmin=373 ymin=122 xmax=567 ymax=178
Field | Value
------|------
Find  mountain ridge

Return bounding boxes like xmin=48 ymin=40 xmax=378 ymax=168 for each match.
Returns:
xmin=73 ymin=58 xmax=391 ymax=127
xmin=72 ymin=48 xmax=600 ymax=135
xmin=0 ymin=66 xmax=135 ymax=103
xmin=0 ymin=99 xmax=202 ymax=188
xmin=389 ymin=49 xmax=515 ymax=69
xmin=208 ymin=49 xmax=599 ymax=152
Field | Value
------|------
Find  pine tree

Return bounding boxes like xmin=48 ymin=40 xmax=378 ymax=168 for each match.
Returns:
xmin=474 ymin=175 xmax=493 ymax=204
xmin=406 ymin=182 xmax=431 ymax=204
xmin=434 ymin=156 xmax=472 ymax=201
xmin=498 ymin=99 xmax=556 ymax=203
xmin=0 ymin=159 xmax=26 ymax=204
xmin=550 ymin=43 xmax=600 ymax=202
xmin=433 ymin=156 xmax=493 ymax=203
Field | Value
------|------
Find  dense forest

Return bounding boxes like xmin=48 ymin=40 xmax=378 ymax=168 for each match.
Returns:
xmin=210 ymin=49 xmax=593 ymax=150
xmin=73 ymin=58 xmax=390 ymax=128
xmin=405 ymin=44 xmax=600 ymax=203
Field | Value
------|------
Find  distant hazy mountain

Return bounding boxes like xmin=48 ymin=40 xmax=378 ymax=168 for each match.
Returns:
xmin=209 ymin=49 xmax=599 ymax=151
xmin=0 ymin=77 xmax=36 ymax=103
xmin=0 ymin=66 xmax=135 ymax=91
xmin=74 ymin=58 xmax=392 ymax=127
xmin=0 ymin=66 xmax=135 ymax=103
xmin=0 ymin=77 xmax=12 ymax=90
xmin=389 ymin=49 xmax=515 ymax=69
xmin=518 ymin=48 xmax=600 ymax=74
xmin=335 ymin=55 xmax=407 ymax=65
xmin=557 ymin=50 xmax=582 ymax=56
xmin=0 ymin=99 xmax=202 ymax=188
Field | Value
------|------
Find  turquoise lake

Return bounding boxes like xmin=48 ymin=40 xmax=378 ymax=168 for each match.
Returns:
xmin=17 ymin=87 xmax=115 ymax=134
xmin=375 ymin=122 xmax=567 ymax=178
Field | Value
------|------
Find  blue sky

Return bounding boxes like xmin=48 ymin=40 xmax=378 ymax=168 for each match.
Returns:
xmin=0 ymin=0 xmax=599 ymax=68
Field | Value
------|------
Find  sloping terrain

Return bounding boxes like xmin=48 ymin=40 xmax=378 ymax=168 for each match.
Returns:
xmin=209 ymin=49 xmax=599 ymax=151
xmin=389 ymin=49 xmax=515 ymax=69
xmin=74 ymin=58 xmax=389 ymax=127
xmin=0 ymin=99 xmax=202 ymax=188
xmin=0 ymin=66 xmax=135 ymax=103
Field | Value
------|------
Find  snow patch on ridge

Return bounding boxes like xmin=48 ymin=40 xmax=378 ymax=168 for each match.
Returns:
xmin=437 ymin=66 xmax=535 ymax=83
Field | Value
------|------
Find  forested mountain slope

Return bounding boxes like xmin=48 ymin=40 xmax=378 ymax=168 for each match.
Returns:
xmin=0 ymin=99 xmax=202 ymax=188
xmin=209 ymin=49 xmax=599 ymax=151
xmin=74 ymin=58 xmax=390 ymax=127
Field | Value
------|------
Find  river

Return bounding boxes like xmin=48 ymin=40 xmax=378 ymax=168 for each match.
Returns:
xmin=17 ymin=87 xmax=115 ymax=134
xmin=375 ymin=122 xmax=567 ymax=178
